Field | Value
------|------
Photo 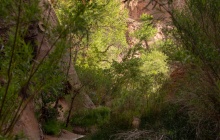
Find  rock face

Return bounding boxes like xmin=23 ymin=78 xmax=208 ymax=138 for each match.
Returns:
xmin=13 ymin=102 xmax=41 ymax=140
xmin=126 ymin=0 xmax=183 ymax=21
xmin=126 ymin=0 xmax=169 ymax=21
xmin=124 ymin=0 xmax=167 ymax=49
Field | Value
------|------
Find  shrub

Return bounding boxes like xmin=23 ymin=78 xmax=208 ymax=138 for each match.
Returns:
xmin=141 ymin=102 xmax=196 ymax=139
xmin=42 ymin=119 xmax=61 ymax=136
xmin=71 ymin=106 xmax=110 ymax=127
xmin=75 ymin=66 xmax=113 ymax=105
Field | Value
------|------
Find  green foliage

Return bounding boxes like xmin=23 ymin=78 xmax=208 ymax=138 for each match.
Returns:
xmin=133 ymin=14 xmax=156 ymax=42
xmin=56 ymin=0 xmax=128 ymax=68
xmin=159 ymin=39 xmax=197 ymax=64
xmin=0 ymin=0 xmax=40 ymax=22
xmin=170 ymin=65 xmax=220 ymax=139
xmin=167 ymin=0 xmax=220 ymax=139
xmin=42 ymin=119 xmax=61 ymax=136
xmin=111 ymin=58 xmax=143 ymax=89
xmin=0 ymin=0 xmax=41 ymax=136
xmin=141 ymin=50 xmax=168 ymax=76
xmin=140 ymin=50 xmax=168 ymax=92
xmin=75 ymin=66 xmax=112 ymax=105
xmin=0 ymin=0 xmax=69 ymax=137
xmin=172 ymin=0 xmax=220 ymax=71
xmin=110 ymin=49 xmax=168 ymax=119
xmin=70 ymin=7 xmax=170 ymax=139
xmin=83 ymin=113 xmax=132 ymax=140
xmin=140 ymin=102 xmax=196 ymax=139
xmin=0 ymin=135 xmax=8 ymax=140
xmin=71 ymin=106 xmax=110 ymax=127
xmin=84 ymin=0 xmax=128 ymax=68
xmin=81 ymin=48 xmax=168 ymax=139
xmin=34 ymin=57 xmax=66 ymax=105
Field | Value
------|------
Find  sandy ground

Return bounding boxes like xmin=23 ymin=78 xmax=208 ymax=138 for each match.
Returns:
xmin=45 ymin=130 xmax=84 ymax=140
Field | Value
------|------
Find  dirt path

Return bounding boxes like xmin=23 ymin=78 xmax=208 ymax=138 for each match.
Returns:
xmin=45 ymin=130 xmax=84 ymax=140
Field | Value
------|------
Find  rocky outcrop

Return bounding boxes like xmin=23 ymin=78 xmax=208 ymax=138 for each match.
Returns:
xmin=13 ymin=102 xmax=42 ymax=140
xmin=126 ymin=0 xmax=183 ymax=21
xmin=125 ymin=0 xmax=169 ymax=21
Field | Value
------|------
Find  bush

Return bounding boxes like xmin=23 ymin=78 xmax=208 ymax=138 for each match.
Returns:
xmin=75 ymin=66 xmax=113 ymax=105
xmin=84 ymin=108 xmax=139 ymax=140
xmin=141 ymin=103 xmax=196 ymax=139
xmin=42 ymin=119 xmax=61 ymax=136
xmin=71 ymin=106 xmax=110 ymax=127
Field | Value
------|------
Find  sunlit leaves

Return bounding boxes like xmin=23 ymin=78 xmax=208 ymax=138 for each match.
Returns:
xmin=56 ymin=0 xmax=128 ymax=68
xmin=141 ymin=50 xmax=168 ymax=77
xmin=134 ymin=14 xmax=156 ymax=42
